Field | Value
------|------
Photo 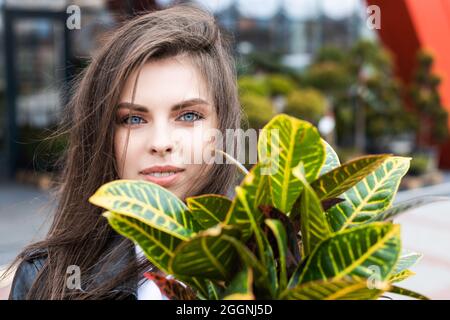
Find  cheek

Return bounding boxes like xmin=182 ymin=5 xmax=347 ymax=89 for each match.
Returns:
xmin=189 ymin=127 xmax=218 ymax=164
xmin=113 ymin=130 xmax=125 ymax=177
xmin=114 ymin=128 xmax=141 ymax=177
xmin=114 ymin=130 xmax=127 ymax=163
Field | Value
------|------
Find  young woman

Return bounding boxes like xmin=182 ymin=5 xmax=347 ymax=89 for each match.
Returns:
xmin=4 ymin=3 xmax=242 ymax=299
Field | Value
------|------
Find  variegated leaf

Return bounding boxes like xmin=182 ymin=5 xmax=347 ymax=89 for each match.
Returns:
xmin=222 ymin=267 xmax=255 ymax=300
xmin=221 ymin=233 xmax=278 ymax=299
xmin=170 ymin=225 xmax=240 ymax=281
xmin=258 ymin=113 xmax=326 ymax=213
xmin=174 ymin=276 xmax=217 ymax=300
xmin=393 ymin=249 xmax=423 ymax=274
xmin=281 ymin=275 xmax=388 ymax=300
xmin=290 ymin=222 xmax=401 ymax=286
xmin=388 ymin=286 xmax=429 ymax=300
xmin=319 ymin=139 xmax=340 ymax=176
xmin=259 ymin=205 xmax=301 ymax=268
xmin=292 ymin=164 xmax=332 ymax=256
xmin=205 ymin=281 xmax=223 ymax=300
xmin=364 ymin=196 xmax=450 ymax=224
xmin=186 ymin=194 xmax=232 ymax=229
xmin=311 ymin=154 xmax=390 ymax=201
xmin=225 ymin=162 xmax=271 ymax=241
xmin=103 ymin=211 xmax=180 ymax=274
xmin=326 ymin=156 xmax=410 ymax=231
xmin=90 ymin=179 xmax=194 ymax=240
xmin=265 ymin=219 xmax=288 ymax=292
xmin=389 ymin=269 xmax=415 ymax=283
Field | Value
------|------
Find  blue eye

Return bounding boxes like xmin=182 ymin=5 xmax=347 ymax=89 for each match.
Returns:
xmin=122 ymin=115 xmax=145 ymax=125
xmin=178 ymin=112 xmax=203 ymax=122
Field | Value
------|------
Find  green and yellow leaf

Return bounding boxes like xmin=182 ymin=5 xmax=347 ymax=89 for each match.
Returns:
xmin=281 ymin=275 xmax=388 ymax=300
xmin=222 ymin=267 xmax=255 ymax=300
xmin=311 ymin=154 xmax=391 ymax=201
xmin=319 ymin=140 xmax=341 ymax=176
xmin=103 ymin=211 xmax=180 ymax=274
xmin=388 ymin=285 xmax=429 ymax=300
xmin=290 ymin=222 xmax=401 ymax=286
xmin=393 ymin=249 xmax=423 ymax=274
xmin=364 ymin=196 xmax=449 ymax=224
xmin=170 ymin=224 xmax=240 ymax=281
xmin=326 ymin=156 xmax=410 ymax=231
xmin=186 ymin=194 xmax=232 ymax=229
xmin=389 ymin=269 xmax=415 ymax=283
xmin=222 ymin=233 xmax=277 ymax=298
xmin=292 ymin=164 xmax=332 ymax=256
xmin=265 ymin=219 xmax=288 ymax=292
xmin=90 ymin=180 xmax=194 ymax=240
xmin=258 ymin=114 xmax=326 ymax=213
xmin=225 ymin=162 xmax=271 ymax=241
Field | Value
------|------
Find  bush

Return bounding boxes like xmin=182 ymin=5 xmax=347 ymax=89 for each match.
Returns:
xmin=284 ymin=88 xmax=327 ymax=124
xmin=315 ymin=46 xmax=347 ymax=64
xmin=410 ymin=49 xmax=449 ymax=144
xmin=304 ymin=62 xmax=351 ymax=93
xmin=238 ymin=75 xmax=270 ymax=97
xmin=266 ymin=74 xmax=295 ymax=96
xmin=239 ymin=93 xmax=275 ymax=130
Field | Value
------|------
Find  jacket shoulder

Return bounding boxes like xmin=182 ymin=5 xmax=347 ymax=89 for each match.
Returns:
xmin=8 ymin=249 xmax=47 ymax=300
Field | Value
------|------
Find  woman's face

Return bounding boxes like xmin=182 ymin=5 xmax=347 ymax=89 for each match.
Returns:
xmin=114 ymin=55 xmax=218 ymax=200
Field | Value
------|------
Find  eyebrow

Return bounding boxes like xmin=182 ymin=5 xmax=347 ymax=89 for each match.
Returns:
xmin=117 ymin=98 xmax=210 ymax=112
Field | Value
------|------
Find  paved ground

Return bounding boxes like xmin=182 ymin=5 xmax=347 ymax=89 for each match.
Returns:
xmin=0 ymin=183 xmax=54 ymax=266
xmin=0 ymin=178 xmax=449 ymax=299
xmin=392 ymin=181 xmax=450 ymax=299
xmin=0 ymin=183 xmax=54 ymax=299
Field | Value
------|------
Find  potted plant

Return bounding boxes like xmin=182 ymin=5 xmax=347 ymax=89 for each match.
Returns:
xmin=89 ymin=114 xmax=444 ymax=300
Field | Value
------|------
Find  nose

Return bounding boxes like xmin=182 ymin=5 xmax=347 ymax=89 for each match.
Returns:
xmin=147 ymin=120 xmax=175 ymax=157
xmin=150 ymin=143 xmax=173 ymax=156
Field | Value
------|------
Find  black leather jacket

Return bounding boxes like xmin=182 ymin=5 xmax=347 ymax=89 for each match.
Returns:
xmin=8 ymin=235 xmax=139 ymax=300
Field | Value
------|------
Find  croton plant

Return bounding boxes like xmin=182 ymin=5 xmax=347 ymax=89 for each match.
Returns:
xmin=89 ymin=114 xmax=442 ymax=300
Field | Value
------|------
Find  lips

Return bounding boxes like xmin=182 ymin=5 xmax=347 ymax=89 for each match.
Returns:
xmin=139 ymin=165 xmax=185 ymax=187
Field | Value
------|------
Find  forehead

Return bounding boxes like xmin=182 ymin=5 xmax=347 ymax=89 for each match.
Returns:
xmin=120 ymin=55 xmax=212 ymax=108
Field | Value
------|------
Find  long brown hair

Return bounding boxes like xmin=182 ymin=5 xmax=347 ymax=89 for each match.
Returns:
xmin=3 ymin=3 xmax=242 ymax=299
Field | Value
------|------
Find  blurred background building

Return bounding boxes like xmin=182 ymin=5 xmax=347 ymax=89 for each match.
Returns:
xmin=0 ymin=0 xmax=449 ymax=184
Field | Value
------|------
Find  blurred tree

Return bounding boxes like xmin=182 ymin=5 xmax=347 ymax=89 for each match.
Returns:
xmin=304 ymin=61 xmax=351 ymax=95
xmin=315 ymin=45 xmax=347 ymax=65
xmin=238 ymin=75 xmax=270 ymax=97
xmin=238 ymin=40 xmax=422 ymax=158
xmin=363 ymin=70 xmax=418 ymax=150
xmin=311 ymin=40 xmax=418 ymax=153
xmin=266 ymin=74 xmax=295 ymax=97
xmin=239 ymin=92 xmax=275 ymax=130
xmin=284 ymin=88 xmax=327 ymax=125
xmin=410 ymin=50 xmax=449 ymax=146
xmin=302 ymin=46 xmax=353 ymax=148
